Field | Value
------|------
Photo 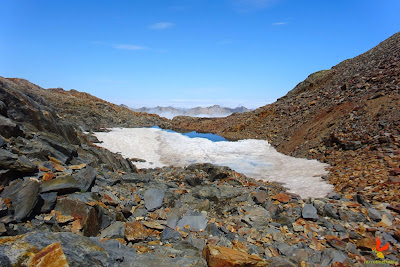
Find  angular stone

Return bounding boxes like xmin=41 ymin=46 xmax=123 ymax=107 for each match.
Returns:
xmin=161 ymin=227 xmax=182 ymax=241
xmin=39 ymin=192 xmax=58 ymax=213
xmin=356 ymin=238 xmax=375 ymax=250
xmin=203 ymin=245 xmax=267 ymax=267
xmin=102 ymin=191 xmax=120 ymax=206
xmin=27 ymin=242 xmax=69 ymax=267
xmin=268 ymin=257 xmax=296 ymax=267
xmin=54 ymin=195 xmax=102 ymax=236
xmin=143 ymin=188 xmax=164 ymax=211
xmin=253 ymin=191 xmax=268 ymax=204
xmin=324 ymin=203 xmax=339 ymax=219
xmin=302 ymin=204 xmax=319 ymax=220
xmin=274 ymin=193 xmax=290 ymax=203
xmin=42 ymin=172 xmax=55 ymax=181
xmin=73 ymin=166 xmax=96 ymax=192
xmin=40 ymin=175 xmax=80 ymax=194
xmin=68 ymin=163 xmax=86 ymax=170
xmin=381 ymin=213 xmax=393 ymax=226
xmin=142 ymin=221 xmax=165 ymax=230
xmin=52 ymin=162 xmax=66 ymax=172
xmin=100 ymin=221 xmax=125 ymax=239
xmin=367 ymin=208 xmax=382 ymax=221
xmin=1 ymin=178 xmax=40 ymax=221
xmin=0 ymin=149 xmax=37 ymax=174
xmin=243 ymin=207 xmax=271 ymax=229
xmin=121 ymin=173 xmax=151 ymax=183
xmin=275 ymin=215 xmax=292 ymax=227
xmin=124 ymin=221 xmax=149 ymax=242
xmin=177 ymin=211 xmax=208 ymax=231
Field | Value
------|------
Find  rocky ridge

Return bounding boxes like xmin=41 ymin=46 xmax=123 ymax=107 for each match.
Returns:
xmin=170 ymin=32 xmax=400 ymax=209
xmin=3 ymin=78 xmax=171 ymax=132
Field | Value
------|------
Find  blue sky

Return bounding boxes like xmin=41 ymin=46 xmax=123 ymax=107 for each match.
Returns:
xmin=1 ymin=0 xmax=399 ymax=108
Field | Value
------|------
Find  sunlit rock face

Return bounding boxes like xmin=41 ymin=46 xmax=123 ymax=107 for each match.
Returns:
xmin=94 ymin=128 xmax=333 ymax=198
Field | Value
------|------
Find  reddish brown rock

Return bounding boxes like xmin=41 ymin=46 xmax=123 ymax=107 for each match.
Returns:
xmin=28 ymin=242 xmax=69 ymax=267
xmin=274 ymin=193 xmax=290 ymax=203
xmin=68 ymin=163 xmax=86 ymax=170
xmin=203 ymin=245 xmax=267 ymax=267
xmin=42 ymin=172 xmax=55 ymax=181
xmin=51 ymin=162 xmax=66 ymax=172
xmin=356 ymin=238 xmax=375 ymax=250
xmin=54 ymin=197 xmax=101 ymax=236
xmin=124 ymin=221 xmax=150 ymax=242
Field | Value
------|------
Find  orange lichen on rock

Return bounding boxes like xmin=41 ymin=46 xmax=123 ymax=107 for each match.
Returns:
xmin=28 ymin=242 xmax=69 ymax=267
xmin=203 ymin=245 xmax=267 ymax=267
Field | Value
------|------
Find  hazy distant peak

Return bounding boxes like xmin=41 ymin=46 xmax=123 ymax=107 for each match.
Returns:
xmin=131 ymin=105 xmax=252 ymax=119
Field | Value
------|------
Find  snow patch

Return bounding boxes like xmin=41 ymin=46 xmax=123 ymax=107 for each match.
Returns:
xmin=94 ymin=128 xmax=333 ymax=198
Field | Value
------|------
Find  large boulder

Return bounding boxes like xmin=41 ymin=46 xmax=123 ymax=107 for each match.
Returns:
xmin=203 ymin=245 xmax=267 ymax=267
xmin=54 ymin=194 xmax=102 ymax=236
xmin=0 ymin=149 xmax=37 ymax=175
xmin=0 ymin=177 xmax=40 ymax=221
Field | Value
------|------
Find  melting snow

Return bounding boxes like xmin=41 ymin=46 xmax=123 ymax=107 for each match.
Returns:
xmin=94 ymin=127 xmax=333 ymax=198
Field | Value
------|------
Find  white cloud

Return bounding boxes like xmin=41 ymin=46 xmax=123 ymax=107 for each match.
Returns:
xmin=272 ymin=22 xmax=288 ymax=26
xmin=113 ymin=44 xmax=146 ymax=51
xmin=148 ymin=22 xmax=175 ymax=30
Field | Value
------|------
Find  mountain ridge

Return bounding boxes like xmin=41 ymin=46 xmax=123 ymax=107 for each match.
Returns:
xmin=132 ymin=105 xmax=252 ymax=119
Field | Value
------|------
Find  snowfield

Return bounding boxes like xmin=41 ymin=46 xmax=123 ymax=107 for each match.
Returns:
xmin=94 ymin=127 xmax=333 ymax=198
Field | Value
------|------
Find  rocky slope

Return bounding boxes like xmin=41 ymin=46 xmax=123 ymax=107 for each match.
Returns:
xmin=170 ymin=32 xmax=400 ymax=208
xmin=3 ymin=78 xmax=171 ymax=132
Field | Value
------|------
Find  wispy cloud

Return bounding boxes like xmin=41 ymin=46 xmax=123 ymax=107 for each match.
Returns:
xmin=272 ymin=22 xmax=288 ymax=26
xmin=113 ymin=44 xmax=147 ymax=51
xmin=148 ymin=22 xmax=175 ymax=30
xmin=234 ymin=0 xmax=279 ymax=11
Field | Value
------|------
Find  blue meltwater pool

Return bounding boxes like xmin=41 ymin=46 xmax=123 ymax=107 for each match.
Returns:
xmin=151 ymin=126 xmax=228 ymax=142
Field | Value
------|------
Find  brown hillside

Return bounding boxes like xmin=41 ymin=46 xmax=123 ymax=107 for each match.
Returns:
xmin=3 ymin=77 xmax=171 ymax=131
xmin=171 ymin=32 xmax=400 ymax=206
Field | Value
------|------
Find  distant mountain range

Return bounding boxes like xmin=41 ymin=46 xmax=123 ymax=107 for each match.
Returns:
xmin=130 ymin=105 xmax=252 ymax=119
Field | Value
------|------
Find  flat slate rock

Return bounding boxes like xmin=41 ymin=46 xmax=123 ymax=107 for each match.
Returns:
xmin=121 ymin=173 xmax=151 ymax=183
xmin=144 ymin=188 xmax=164 ymax=211
xmin=177 ymin=211 xmax=208 ymax=231
xmin=40 ymin=175 xmax=81 ymax=194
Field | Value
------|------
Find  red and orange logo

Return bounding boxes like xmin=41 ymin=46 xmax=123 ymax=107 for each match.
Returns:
xmin=373 ymin=237 xmax=389 ymax=259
